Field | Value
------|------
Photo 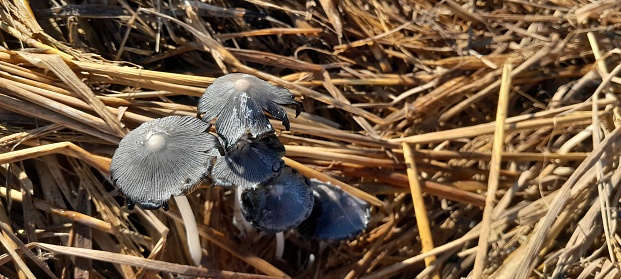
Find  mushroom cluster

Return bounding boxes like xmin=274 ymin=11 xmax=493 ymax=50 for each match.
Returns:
xmin=110 ymin=73 xmax=370 ymax=253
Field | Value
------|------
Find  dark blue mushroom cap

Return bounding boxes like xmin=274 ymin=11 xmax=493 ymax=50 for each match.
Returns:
xmin=210 ymin=134 xmax=285 ymax=189
xmin=297 ymin=180 xmax=370 ymax=241
xmin=240 ymin=167 xmax=314 ymax=233
xmin=198 ymin=73 xmax=300 ymax=148
xmin=110 ymin=116 xmax=221 ymax=210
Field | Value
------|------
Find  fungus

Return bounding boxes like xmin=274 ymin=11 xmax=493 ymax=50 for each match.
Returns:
xmin=297 ymin=180 xmax=370 ymax=241
xmin=209 ymin=134 xmax=285 ymax=188
xmin=197 ymin=73 xmax=300 ymax=147
xmin=240 ymin=167 xmax=314 ymax=233
xmin=110 ymin=73 xmax=373 ymax=268
xmin=110 ymin=115 xmax=221 ymax=210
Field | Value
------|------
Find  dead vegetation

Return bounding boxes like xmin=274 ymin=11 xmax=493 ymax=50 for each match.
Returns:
xmin=0 ymin=0 xmax=620 ymax=278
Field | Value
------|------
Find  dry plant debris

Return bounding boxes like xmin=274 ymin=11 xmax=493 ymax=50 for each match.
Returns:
xmin=0 ymin=0 xmax=620 ymax=278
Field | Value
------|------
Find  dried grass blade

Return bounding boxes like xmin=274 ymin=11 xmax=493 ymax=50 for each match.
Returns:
xmin=439 ymin=45 xmax=552 ymax=122
xmin=575 ymin=0 xmax=620 ymax=23
xmin=551 ymin=163 xmax=621 ymax=277
xmin=18 ymin=53 xmax=127 ymax=137
xmin=411 ymin=149 xmax=588 ymax=161
xmin=0 ymin=124 xmax=61 ymax=149
xmin=285 ymin=123 xmax=396 ymax=148
xmin=0 ymin=60 xmax=63 ymax=86
xmin=72 ymin=188 xmax=93 ymax=278
xmin=0 ymin=186 xmax=114 ymax=234
xmin=392 ymin=112 xmax=600 ymax=144
xmin=402 ymin=143 xmax=440 ymax=279
xmin=283 ymin=157 xmax=384 ymax=207
xmin=0 ymin=14 xmax=72 ymax=60
xmin=166 ymin=211 xmax=290 ymax=278
xmin=382 ymin=172 xmax=487 ymax=206
xmin=216 ymin=27 xmax=322 ymax=40
xmin=0 ymin=222 xmax=58 ymax=279
xmin=0 ymin=194 xmax=35 ymax=279
xmin=473 ymin=63 xmax=511 ymax=277
xmin=285 ymin=145 xmax=397 ymax=168
xmin=443 ymin=0 xmax=488 ymax=26
xmin=510 ymin=125 xmax=621 ymax=279
xmin=0 ymin=77 xmax=114 ymax=134
xmin=34 ymin=242 xmax=279 ymax=278
xmin=0 ymin=233 xmax=35 ymax=279
xmin=318 ymin=0 xmax=342 ymax=38
xmin=319 ymin=70 xmax=379 ymax=137
xmin=0 ymin=142 xmax=111 ymax=173
xmin=1 ymin=77 xmax=152 ymax=125
xmin=71 ymin=60 xmax=215 ymax=87
xmin=0 ymin=93 xmax=120 ymax=143
xmin=85 ymin=72 xmax=205 ymax=97
xmin=227 ymin=48 xmax=324 ymax=71
xmin=0 ymin=69 xmax=71 ymax=97
xmin=136 ymin=7 xmax=240 ymax=66
xmin=0 ymin=243 xmax=36 ymax=266
xmin=362 ymin=229 xmax=481 ymax=279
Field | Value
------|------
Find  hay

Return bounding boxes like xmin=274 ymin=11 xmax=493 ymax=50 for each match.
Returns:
xmin=0 ymin=0 xmax=620 ymax=278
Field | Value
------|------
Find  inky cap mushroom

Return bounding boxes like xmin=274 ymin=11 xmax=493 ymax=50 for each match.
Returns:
xmin=198 ymin=73 xmax=300 ymax=147
xmin=110 ymin=116 xmax=221 ymax=210
xmin=297 ymin=180 xmax=370 ymax=241
xmin=240 ymin=167 xmax=314 ymax=233
xmin=210 ymin=134 xmax=285 ymax=189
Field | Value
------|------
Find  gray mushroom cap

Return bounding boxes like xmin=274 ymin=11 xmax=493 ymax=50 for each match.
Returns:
xmin=297 ymin=180 xmax=370 ymax=241
xmin=210 ymin=134 xmax=285 ymax=189
xmin=110 ymin=116 xmax=221 ymax=210
xmin=198 ymin=73 xmax=300 ymax=147
xmin=240 ymin=167 xmax=314 ymax=233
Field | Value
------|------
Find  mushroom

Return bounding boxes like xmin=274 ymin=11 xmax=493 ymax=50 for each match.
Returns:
xmin=239 ymin=167 xmax=314 ymax=233
xmin=197 ymin=73 xmax=300 ymax=148
xmin=110 ymin=116 xmax=221 ymax=266
xmin=297 ymin=180 xmax=370 ymax=241
xmin=110 ymin=115 xmax=221 ymax=210
xmin=209 ymin=134 xmax=285 ymax=189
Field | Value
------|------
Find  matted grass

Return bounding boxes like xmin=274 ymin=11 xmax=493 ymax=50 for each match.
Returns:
xmin=0 ymin=0 xmax=620 ymax=278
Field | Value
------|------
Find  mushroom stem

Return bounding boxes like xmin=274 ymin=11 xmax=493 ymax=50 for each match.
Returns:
xmin=233 ymin=188 xmax=253 ymax=236
xmin=275 ymin=232 xmax=285 ymax=260
xmin=173 ymin=195 xmax=202 ymax=266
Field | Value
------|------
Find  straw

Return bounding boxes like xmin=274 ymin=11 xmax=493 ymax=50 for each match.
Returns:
xmin=402 ymin=142 xmax=440 ymax=279
xmin=472 ymin=63 xmax=512 ymax=277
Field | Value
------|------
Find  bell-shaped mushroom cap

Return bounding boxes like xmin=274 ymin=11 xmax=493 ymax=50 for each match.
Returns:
xmin=198 ymin=73 xmax=300 ymax=147
xmin=110 ymin=116 xmax=221 ymax=210
xmin=240 ymin=167 xmax=314 ymax=233
xmin=297 ymin=180 xmax=370 ymax=241
xmin=210 ymin=134 xmax=285 ymax=189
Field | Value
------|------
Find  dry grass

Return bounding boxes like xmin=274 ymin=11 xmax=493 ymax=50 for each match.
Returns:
xmin=0 ymin=0 xmax=620 ymax=278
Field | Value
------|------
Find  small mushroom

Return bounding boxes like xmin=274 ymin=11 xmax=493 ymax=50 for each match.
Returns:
xmin=240 ymin=167 xmax=314 ymax=233
xmin=297 ymin=180 xmax=370 ymax=241
xmin=110 ymin=116 xmax=221 ymax=210
xmin=198 ymin=73 xmax=300 ymax=147
xmin=210 ymin=134 xmax=285 ymax=189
